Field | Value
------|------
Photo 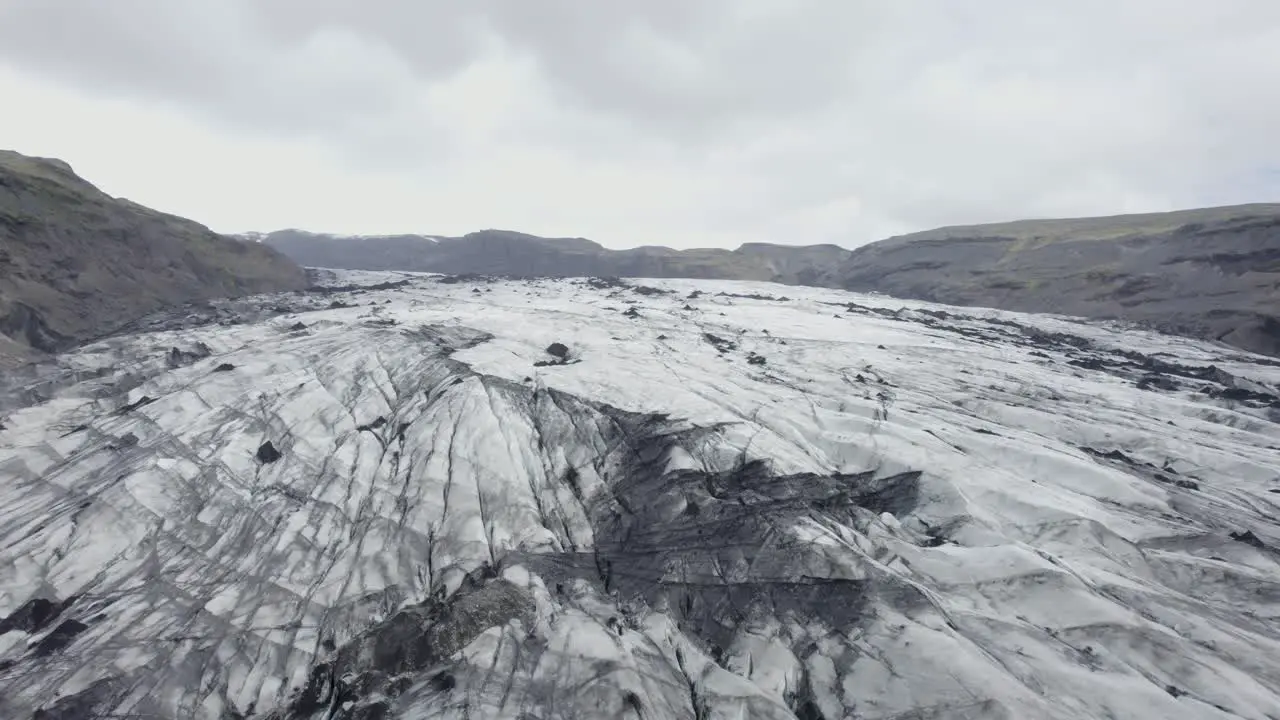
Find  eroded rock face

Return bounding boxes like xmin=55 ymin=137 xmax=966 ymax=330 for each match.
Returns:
xmin=1 ymin=271 xmax=1278 ymax=720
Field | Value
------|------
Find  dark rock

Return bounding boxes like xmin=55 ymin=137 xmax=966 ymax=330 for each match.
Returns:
xmin=436 ymin=274 xmax=489 ymax=285
xmin=622 ymin=306 xmax=641 ymax=318
xmin=329 ymin=300 xmax=350 ymax=309
xmin=288 ymin=322 xmax=308 ymax=331
xmin=30 ymin=678 xmax=119 ymax=720
xmin=747 ymin=353 xmax=767 ymax=366
xmin=58 ymin=424 xmax=89 ymax=437
xmin=587 ymin=277 xmax=627 ymax=290
xmin=293 ymin=662 xmax=335 ymax=716
xmin=545 ymin=343 xmax=570 ymax=360
xmin=632 ymin=285 xmax=668 ymax=296
xmin=0 ymin=302 xmax=72 ymax=354
xmin=166 ymin=343 xmax=212 ymax=368
xmin=1082 ymin=447 xmax=1136 ymax=464
xmin=348 ymin=700 xmax=391 ymax=720
xmin=275 ymin=578 xmax=534 ymax=718
xmin=1207 ymin=378 xmax=1280 ymax=404
xmin=212 ymin=362 xmax=236 ymax=372
xmin=357 ymin=417 xmax=387 ymax=432
xmin=1137 ymin=374 xmax=1180 ymax=391
xmin=113 ymin=395 xmax=154 ymax=416
xmin=0 ymin=595 xmax=76 ymax=636
xmin=428 ymin=671 xmax=457 ymax=692
xmin=687 ymin=290 xmax=702 ymax=299
xmin=1068 ymin=357 xmax=1106 ymax=371
xmin=1154 ymin=473 xmax=1201 ymax=490
xmin=256 ymin=441 xmax=283 ymax=464
xmin=32 ymin=618 xmax=89 ymax=656
xmin=107 ymin=432 xmax=139 ymax=451
xmin=717 ymin=291 xmax=789 ymax=301
xmin=1229 ymin=530 xmax=1266 ymax=549
xmin=703 ymin=333 xmax=737 ymax=353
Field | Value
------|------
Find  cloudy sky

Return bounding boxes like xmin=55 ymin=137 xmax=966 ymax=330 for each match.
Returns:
xmin=2 ymin=2 xmax=1278 ymax=248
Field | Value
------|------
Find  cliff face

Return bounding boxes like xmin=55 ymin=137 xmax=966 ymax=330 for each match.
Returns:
xmin=0 ymin=150 xmax=307 ymax=362
xmin=826 ymin=204 xmax=1280 ymax=357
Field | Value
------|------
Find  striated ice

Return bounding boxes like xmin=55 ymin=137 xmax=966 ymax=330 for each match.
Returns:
xmin=0 ymin=271 xmax=1277 ymax=719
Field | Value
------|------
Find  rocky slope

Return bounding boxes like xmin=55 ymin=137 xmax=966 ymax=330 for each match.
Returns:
xmin=825 ymin=204 xmax=1280 ymax=357
xmin=1 ymin=271 xmax=1278 ymax=719
xmin=259 ymin=204 xmax=1280 ymax=357
xmin=0 ymin=150 xmax=307 ymax=364
xmin=259 ymin=229 xmax=850 ymax=285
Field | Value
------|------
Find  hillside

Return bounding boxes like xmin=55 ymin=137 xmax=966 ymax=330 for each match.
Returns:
xmin=0 ymin=150 xmax=307 ymax=364
xmin=259 ymin=228 xmax=851 ymax=285
xmin=827 ymin=204 xmax=1280 ymax=356
xmin=1 ymin=271 xmax=1277 ymax=718
xmin=256 ymin=203 xmax=1280 ymax=357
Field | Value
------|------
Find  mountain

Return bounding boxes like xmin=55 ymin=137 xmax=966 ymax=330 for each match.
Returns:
xmin=0 ymin=150 xmax=307 ymax=366
xmin=257 ymin=228 xmax=851 ymax=284
xmin=258 ymin=203 xmax=1280 ymax=357
xmin=2 ymin=271 xmax=1278 ymax=719
xmin=825 ymin=204 xmax=1280 ymax=357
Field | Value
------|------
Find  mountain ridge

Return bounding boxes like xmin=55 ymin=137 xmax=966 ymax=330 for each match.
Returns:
xmin=0 ymin=150 xmax=308 ymax=366
xmin=255 ymin=201 xmax=1280 ymax=356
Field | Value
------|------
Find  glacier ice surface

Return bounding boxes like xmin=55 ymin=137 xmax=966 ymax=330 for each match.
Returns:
xmin=1 ymin=271 xmax=1279 ymax=719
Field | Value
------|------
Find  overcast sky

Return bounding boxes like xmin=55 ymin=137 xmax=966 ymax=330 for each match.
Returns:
xmin=2 ymin=2 xmax=1278 ymax=249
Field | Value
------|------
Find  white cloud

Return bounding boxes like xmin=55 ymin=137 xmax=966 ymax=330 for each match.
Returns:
xmin=1 ymin=1 xmax=1277 ymax=248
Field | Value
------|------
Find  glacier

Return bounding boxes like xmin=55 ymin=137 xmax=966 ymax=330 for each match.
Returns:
xmin=1 ymin=270 xmax=1278 ymax=720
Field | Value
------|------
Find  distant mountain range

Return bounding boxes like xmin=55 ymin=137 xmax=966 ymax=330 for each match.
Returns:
xmin=254 ymin=228 xmax=850 ymax=286
xmin=0 ymin=150 xmax=306 ymax=366
xmin=2 ymin=143 xmax=1275 ymax=364
xmin=254 ymin=203 xmax=1280 ymax=357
